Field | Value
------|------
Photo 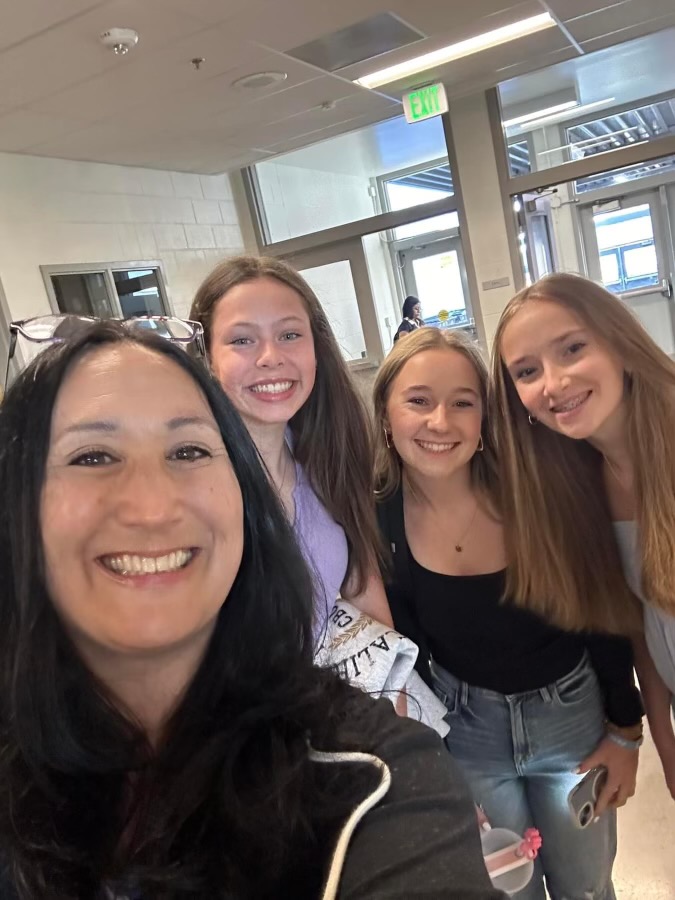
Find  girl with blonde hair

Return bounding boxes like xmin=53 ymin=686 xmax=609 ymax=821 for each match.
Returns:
xmin=494 ymin=271 xmax=675 ymax=799
xmin=373 ymin=326 xmax=642 ymax=900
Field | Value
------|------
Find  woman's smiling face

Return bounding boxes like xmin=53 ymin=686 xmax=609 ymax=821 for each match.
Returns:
xmin=40 ymin=344 xmax=244 ymax=665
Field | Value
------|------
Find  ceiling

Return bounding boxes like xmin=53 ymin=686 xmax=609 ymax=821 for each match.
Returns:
xmin=0 ymin=0 xmax=674 ymax=174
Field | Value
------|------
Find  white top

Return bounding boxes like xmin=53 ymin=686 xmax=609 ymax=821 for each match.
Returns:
xmin=614 ymin=521 xmax=675 ymax=695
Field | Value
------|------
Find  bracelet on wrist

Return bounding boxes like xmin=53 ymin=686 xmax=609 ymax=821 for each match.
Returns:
xmin=606 ymin=721 xmax=644 ymax=741
xmin=606 ymin=730 xmax=644 ymax=751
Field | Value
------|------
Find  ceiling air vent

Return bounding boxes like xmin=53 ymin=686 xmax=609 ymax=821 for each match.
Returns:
xmin=287 ymin=13 xmax=424 ymax=73
xmin=232 ymin=71 xmax=288 ymax=90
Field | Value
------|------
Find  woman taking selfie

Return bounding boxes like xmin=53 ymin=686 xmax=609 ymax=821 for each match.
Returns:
xmin=372 ymin=327 xmax=643 ymax=900
xmin=0 ymin=321 xmax=502 ymax=899
xmin=494 ymin=271 xmax=675 ymax=800
xmin=190 ymin=256 xmax=392 ymax=640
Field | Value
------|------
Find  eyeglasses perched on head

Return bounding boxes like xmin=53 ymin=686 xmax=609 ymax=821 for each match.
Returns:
xmin=4 ymin=314 xmax=206 ymax=388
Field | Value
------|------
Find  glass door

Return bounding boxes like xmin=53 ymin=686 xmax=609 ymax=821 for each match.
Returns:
xmin=579 ymin=190 xmax=675 ymax=355
xmin=280 ymin=238 xmax=384 ymax=364
xmin=398 ymin=237 xmax=473 ymax=332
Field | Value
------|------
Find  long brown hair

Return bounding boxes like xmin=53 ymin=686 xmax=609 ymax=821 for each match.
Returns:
xmin=190 ymin=255 xmax=380 ymax=595
xmin=492 ymin=272 xmax=675 ymax=633
xmin=373 ymin=327 xmax=500 ymax=504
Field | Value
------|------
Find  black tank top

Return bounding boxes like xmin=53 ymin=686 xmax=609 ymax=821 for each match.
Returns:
xmin=411 ymin=558 xmax=585 ymax=694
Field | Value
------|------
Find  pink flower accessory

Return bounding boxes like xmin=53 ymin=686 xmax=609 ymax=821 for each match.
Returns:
xmin=518 ymin=828 xmax=542 ymax=861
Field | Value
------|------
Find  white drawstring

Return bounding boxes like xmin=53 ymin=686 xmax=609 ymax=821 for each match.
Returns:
xmin=308 ymin=749 xmax=392 ymax=900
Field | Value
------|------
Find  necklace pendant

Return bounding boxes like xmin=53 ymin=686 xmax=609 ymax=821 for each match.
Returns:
xmin=455 ymin=544 xmax=462 ymax=553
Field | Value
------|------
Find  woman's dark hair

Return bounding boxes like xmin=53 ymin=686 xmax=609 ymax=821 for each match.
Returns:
xmin=190 ymin=255 xmax=382 ymax=596
xmin=401 ymin=296 xmax=419 ymax=319
xmin=0 ymin=323 xmax=376 ymax=898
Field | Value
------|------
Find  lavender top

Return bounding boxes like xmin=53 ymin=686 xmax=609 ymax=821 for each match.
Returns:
xmin=292 ymin=459 xmax=349 ymax=643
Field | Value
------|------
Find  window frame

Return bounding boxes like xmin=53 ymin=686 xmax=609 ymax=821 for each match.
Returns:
xmin=40 ymin=260 xmax=172 ymax=318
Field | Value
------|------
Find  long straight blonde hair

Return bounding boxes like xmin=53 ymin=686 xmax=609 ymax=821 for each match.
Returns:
xmin=373 ymin=327 xmax=500 ymax=504
xmin=492 ymin=272 xmax=675 ymax=633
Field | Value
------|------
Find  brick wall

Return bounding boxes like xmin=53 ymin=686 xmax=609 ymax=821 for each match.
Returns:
xmin=0 ymin=152 xmax=248 ymax=324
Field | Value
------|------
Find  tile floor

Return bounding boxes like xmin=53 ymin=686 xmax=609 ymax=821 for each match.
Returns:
xmin=612 ymin=726 xmax=675 ymax=898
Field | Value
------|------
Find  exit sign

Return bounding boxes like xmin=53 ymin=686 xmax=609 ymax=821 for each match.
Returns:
xmin=402 ymin=83 xmax=448 ymax=124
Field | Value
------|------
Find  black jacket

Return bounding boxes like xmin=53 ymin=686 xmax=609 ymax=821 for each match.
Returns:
xmin=0 ymin=694 xmax=505 ymax=900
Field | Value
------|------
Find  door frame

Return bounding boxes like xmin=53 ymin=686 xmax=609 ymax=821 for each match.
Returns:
xmin=278 ymin=237 xmax=384 ymax=365
xmin=397 ymin=233 xmax=473 ymax=331
xmin=578 ymin=189 xmax=675 ymax=351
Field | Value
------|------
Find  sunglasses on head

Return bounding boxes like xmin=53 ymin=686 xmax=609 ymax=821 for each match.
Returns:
xmin=4 ymin=314 xmax=206 ymax=389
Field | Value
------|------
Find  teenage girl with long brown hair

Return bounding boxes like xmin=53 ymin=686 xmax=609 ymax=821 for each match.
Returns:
xmin=373 ymin=326 xmax=642 ymax=900
xmin=190 ymin=256 xmax=392 ymax=639
xmin=494 ymin=271 xmax=675 ymax=799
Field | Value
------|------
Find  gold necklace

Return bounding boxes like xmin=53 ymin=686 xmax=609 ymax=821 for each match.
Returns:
xmin=454 ymin=501 xmax=479 ymax=553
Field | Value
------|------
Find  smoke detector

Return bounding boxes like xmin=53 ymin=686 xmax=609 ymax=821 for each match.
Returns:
xmin=232 ymin=71 xmax=287 ymax=90
xmin=100 ymin=27 xmax=139 ymax=55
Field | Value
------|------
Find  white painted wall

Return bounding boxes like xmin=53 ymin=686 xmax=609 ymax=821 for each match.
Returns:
xmin=258 ymin=159 xmax=374 ymax=244
xmin=0 ymin=152 xmax=249 ymax=327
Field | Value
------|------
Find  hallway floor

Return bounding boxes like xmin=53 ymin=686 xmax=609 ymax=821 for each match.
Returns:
xmin=613 ymin=726 xmax=675 ymax=898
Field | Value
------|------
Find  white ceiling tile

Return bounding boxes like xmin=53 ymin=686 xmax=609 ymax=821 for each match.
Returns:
xmin=564 ymin=1 xmax=674 ymax=41
xmin=547 ymin=0 xmax=631 ymax=22
xmin=241 ymin=94 xmax=399 ymax=147
xmin=258 ymin=113 xmax=399 ymax=157
xmin=0 ymin=0 xmax=671 ymax=173
xmin=342 ymin=2 xmax=558 ymax=83
xmin=159 ymin=0 xmax=272 ymax=27
xmin=26 ymin=25 xmax=258 ymax=120
xmin=0 ymin=109 xmax=91 ymax=152
xmin=346 ymin=27 xmax=572 ymax=98
xmin=383 ymin=0 xmax=537 ymax=35
xmin=0 ymin=0 xmax=207 ymax=111
xmin=579 ymin=13 xmax=675 ymax=51
xmin=0 ymin=0 xmax=104 ymax=51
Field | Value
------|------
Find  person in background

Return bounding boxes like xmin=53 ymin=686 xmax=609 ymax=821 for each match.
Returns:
xmin=190 ymin=256 xmax=393 ymax=642
xmin=0 ymin=322 xmax=505 ymax=900
xmin=372 ymin=327 xmax=643 ymax=900
xmin=393 ymin=295 xmax=424 ymax=343
xmin=494 ymin=271 xmax=675 ymax=801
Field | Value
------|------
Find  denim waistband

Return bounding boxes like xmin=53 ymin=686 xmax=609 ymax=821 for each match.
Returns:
xmin=429 ymin=650 xmax=590 ymax=704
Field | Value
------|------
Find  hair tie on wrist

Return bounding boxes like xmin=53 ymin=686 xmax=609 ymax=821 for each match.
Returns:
xmin=606 ymin=731 xmax=643 ymax=751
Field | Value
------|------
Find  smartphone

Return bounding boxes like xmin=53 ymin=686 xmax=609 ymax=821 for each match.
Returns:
xmin=568 ymin=766 xmax=608 ymax=828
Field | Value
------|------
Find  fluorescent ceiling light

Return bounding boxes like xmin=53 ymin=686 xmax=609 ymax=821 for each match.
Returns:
xmin=515 ymin=97 xmax=615 ymax=129
xmin=354 ymin=13 xmax=555 ymax=89
xmin=503 ymin=100 xmax=579 ymax=128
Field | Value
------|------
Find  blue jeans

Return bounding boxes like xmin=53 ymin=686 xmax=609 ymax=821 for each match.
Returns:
xmin=431 ymin=654 xmax=617 ymax=900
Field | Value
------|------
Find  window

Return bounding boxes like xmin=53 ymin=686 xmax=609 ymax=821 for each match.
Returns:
xmin=51 ymin=271 xmax=116 ymax=317
xmin=42 ymin=262 xmax=170 ymax=319
xmin=113 ymin=269 xmax=166 ymax=317
xmin=574 ymin=154 xmax=675 ymax=194
xmin=252 ymin=114 xmax=451 ymax=243
xmin=379 ymin=159 xmax=458 ymax=240
xmin=498 ymin=29 xmax=675 ymax=178
xmin=592 ymin=205 xmax=659 ymax=293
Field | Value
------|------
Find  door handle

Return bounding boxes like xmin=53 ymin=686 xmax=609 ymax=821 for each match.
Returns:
xmin=661 ymin=278 xmax=673 ymax=299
